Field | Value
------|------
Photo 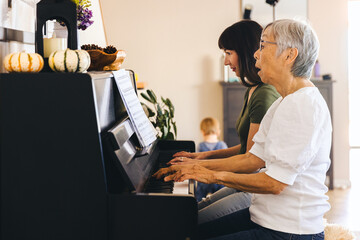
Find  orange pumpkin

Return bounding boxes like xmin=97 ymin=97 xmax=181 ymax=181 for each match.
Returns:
xmin=3 ymin=52 xmax=44 ymax=73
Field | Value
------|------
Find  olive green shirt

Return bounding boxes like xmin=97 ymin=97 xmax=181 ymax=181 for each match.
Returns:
xmin=235 ymin=83 xmax=280 ymax=154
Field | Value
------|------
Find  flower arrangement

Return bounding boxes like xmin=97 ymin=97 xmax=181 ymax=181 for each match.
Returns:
xmin=60 ymin=0 xmax=94 ymax=31
xmin=73 ymin=0 xmax=94 ymax=30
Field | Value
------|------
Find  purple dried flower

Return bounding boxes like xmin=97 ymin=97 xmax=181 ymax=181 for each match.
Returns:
xmin=57 ymin=0 xmax=94 ymax=31
xmin=77 ymin=0 xmax=94 ymax=30
xmin=76 ymin=1 xmax=94 ymax=30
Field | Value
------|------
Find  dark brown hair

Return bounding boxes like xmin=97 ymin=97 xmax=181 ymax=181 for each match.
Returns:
xmin=218 ymin=20 xmax=263 ymax=87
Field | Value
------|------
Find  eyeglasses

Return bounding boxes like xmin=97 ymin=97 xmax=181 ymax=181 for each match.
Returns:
xmin=259 ymin=39 xmax=277 ymax=51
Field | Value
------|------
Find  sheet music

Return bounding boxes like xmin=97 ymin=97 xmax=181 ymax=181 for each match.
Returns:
xmin=112 ymin=70 xmax=157 ymax=147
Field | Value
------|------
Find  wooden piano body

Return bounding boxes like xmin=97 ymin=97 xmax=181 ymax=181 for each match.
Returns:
xmin=0 ymin=72 xmax=197 ymax=240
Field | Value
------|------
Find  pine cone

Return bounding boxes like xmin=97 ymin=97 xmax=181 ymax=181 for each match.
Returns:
xmin=103 ymin=45 xmax=117 ymax=54
xmin=80 ymin=44 xmax=89 ymax=50
xmin=81 ymin=44 xmax=103 ymax=51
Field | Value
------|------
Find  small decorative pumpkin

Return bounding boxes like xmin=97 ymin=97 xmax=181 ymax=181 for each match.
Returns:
xmin=48 ymin=49 xmax=91 ymax=73
xmin=3 ymin=52 xmax=44 ymax=73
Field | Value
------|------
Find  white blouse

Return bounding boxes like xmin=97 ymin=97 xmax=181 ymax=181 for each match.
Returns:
xmin=249 ymin=87 xmax=332 ymax=234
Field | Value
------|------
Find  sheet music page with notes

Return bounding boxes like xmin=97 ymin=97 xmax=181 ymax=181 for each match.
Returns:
xmin=112 ymin=70 xmax=157 ymax=147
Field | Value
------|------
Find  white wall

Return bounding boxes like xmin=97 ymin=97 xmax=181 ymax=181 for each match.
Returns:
xmin=100 ymin=0 xmax=350 ymax=187
xmin=78 ymin=0 xmax=106 ymax=47
xmin=242 ymin=0 xmax=307 ymax=26
xmin=101 ymin=0 xmax=240 ymax=144
xmin=308 ymin=0 xmax=350 ymax=188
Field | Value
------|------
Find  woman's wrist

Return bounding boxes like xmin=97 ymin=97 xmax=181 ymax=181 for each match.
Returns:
xmin=212 ymin=171 xmax=226 ymax=185
xmin=203 ymin=151 xmax=213 ymax=159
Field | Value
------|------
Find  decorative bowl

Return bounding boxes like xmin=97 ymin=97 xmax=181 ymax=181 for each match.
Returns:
xmin=86 ymin=49 xmax=126 ymax=71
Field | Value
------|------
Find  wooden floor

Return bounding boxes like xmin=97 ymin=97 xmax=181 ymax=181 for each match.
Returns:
xmin=325 ymin=185 xmax=360 ymax=238
xmin=324 ymin=148 xmax=360 ymax=238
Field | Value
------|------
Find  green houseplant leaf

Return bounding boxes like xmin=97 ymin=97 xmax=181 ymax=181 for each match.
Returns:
xmin=141 ymin=102 xmax=156 ymax=118
xmin=147 ymin=89 xmax=157 ymax=103
xmin=140 ymin=92 xmax=152 ymax=103
xmin=140 ymin=89 xmax=177 ymax=140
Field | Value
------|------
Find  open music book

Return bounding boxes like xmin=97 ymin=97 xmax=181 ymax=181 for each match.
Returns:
xmin=112 ymin=70 xmax=157 ymax=148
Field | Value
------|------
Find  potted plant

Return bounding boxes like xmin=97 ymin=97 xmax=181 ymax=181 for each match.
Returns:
xmin=141 ymin=89 xmax=177 ymax=140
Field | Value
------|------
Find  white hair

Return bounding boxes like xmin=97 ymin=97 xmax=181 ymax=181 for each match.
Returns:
xmin=264 ymin=19 xmax=319 ymax=78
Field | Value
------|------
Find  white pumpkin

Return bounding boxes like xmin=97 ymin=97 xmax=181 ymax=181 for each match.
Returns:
xmin=48 ymin=49 xmax=91 ymax=73
xmin=3 ymin=52 xmax=44 ymax=73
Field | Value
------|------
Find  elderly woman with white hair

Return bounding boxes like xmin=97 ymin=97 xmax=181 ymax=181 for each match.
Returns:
xmin=154 ymin=19 xmax=331 ymax=240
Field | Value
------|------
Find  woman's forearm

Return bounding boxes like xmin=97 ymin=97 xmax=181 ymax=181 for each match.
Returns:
xmin=213 ymin=171 xmax=287 ymax=194
xmin=204 ymin=144 xmax=241 ymax=159
xmin=199 ymin=152 xmax=263 ymax=173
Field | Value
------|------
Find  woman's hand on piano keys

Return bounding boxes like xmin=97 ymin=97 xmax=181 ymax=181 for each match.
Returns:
xmin=152 ymin=164 xmax=216 ymax=184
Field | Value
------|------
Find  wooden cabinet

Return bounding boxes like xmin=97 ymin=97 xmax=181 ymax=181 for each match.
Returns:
xmin=221 ymin=82 xmax=247 ymax=148
xmin=221 ymin=80 xmax=334 ymax=189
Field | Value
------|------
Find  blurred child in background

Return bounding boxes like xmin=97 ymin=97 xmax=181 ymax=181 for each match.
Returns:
xmin=196 ymin=117 xmax=228 ymax=201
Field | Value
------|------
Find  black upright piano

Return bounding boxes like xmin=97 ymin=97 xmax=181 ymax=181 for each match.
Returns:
xmin=0 ymin=71 xmax=197 ymax=240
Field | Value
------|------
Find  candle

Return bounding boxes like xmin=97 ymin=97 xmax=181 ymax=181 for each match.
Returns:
xmin=43 ymin=38 xmax=67 ymax=58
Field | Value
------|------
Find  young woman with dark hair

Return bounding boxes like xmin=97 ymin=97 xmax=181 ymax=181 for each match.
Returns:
xmin=218 ymin=20 xmax=263 ymax=87
xmin=170 ymin=20 xmax=280 ymax=224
